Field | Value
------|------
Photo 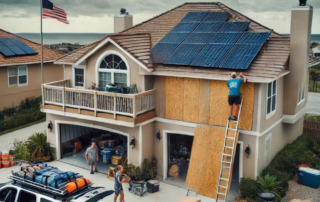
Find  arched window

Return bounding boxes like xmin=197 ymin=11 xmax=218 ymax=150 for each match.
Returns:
xmin=98 ymin=54 xmax=128 ymax=89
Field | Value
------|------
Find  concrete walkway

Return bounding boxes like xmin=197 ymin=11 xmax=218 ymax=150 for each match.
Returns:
xmin=0 ymin=122 xmax=46 ymax=152
xmin=307 ymin=92 xmax=320 ymax=115
xmin=0 ymin=161 xmax=216 ymax=202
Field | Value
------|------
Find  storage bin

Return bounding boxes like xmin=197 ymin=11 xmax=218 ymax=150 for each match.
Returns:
xmin=298 ymin=167 xmax=320 ymax=188
xmin=147 ymin=180 xmax=160 ymax=193
xmin=112 ymin=156 xmax=122 ymax=165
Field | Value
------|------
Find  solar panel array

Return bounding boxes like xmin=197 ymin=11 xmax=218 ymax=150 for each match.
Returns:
xmin=0 ymin=37 xmax=37 ymax=57
xmin=151 ymin=11 xmax=270 ymax=69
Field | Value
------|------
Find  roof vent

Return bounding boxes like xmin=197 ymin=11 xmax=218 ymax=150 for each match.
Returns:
xmin=120 ymin=8 xmax=126 ymax=15
xmin=299 ymin=0 xmax=307 ymax=6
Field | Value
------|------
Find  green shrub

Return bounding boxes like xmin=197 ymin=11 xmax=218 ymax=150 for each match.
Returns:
xmin=12 ymin=139 xmax=30 ymax=161
xmin=26 ymin=132 xmax=53 ymax=160
xmin=239 ymin=177 xmax=259 ymax=201
xmin=305 ymin=115 xmax=320 ymax=122
xmin=257 ymin=174 xmax=281 ymax=200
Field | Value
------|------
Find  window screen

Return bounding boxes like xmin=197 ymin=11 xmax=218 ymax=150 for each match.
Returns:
xmin=267 ymin=80 xmax=276 ymax=115
xmin=18 ymin=66 xmax=27 ymax=85
xmin=75 ymin=68 xmax=84 ymax=87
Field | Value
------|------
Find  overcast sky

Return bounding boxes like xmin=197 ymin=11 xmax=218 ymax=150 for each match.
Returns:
xmin=0 ymin=0 xmax=319 ymax=34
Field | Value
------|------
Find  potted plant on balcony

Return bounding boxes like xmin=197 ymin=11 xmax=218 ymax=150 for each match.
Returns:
xmin=88 ymin=82 xmax=100 ymax=90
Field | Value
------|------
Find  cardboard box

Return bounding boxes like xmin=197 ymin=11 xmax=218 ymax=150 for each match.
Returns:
xmin=178 ymin=196 xmax=201 ymax=202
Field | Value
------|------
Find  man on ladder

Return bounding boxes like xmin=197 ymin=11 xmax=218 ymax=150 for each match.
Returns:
xmin=227 ymin=72 xmax=247 ymax=121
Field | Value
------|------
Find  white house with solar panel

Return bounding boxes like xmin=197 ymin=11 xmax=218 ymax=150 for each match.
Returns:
xmin=40 ymin=2 xmax=314 ymax=200
xmin=0 ymin=29 xmax=63 ymax=110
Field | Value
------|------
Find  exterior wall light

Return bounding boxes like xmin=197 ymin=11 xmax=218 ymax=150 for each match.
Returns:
xmin=245 ymin=145 xmax=250 ymax=158
xmin=130 ymin=137 xmax=136 ymax=149
xmin=47 ymin=121 xmax=53 ymax=132
xmin=156 ymin=131 xmax=161 ymax=142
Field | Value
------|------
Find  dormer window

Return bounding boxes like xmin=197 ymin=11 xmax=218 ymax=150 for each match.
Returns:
xmin=98 ymin=54 xmax=128 ymax=89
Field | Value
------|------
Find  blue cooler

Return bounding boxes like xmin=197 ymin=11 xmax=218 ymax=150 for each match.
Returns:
xmin=298 ymin=167 xmax=320 ymax=188
xmin=101 ymin=149 xmax=112 ymax=164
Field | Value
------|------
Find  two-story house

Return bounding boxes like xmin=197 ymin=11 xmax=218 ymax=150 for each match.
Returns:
xmin=0 ymin=29 xmax=64 ymax=110
xmin=42 ymin=1 xmax=313 ymax=193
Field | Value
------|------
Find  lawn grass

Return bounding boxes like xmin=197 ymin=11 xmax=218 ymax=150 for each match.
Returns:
xmin=0 ymin=118 xmax=46 ymax=136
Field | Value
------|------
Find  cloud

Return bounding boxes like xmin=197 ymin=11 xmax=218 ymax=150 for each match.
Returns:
xmin=0 ymin=0 xmax=319 ymax=33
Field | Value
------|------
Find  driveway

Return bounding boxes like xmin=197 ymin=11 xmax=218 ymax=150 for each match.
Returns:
xmin=0 ymin=161 xmax=217 ymax=202
xmin=0 ymin=122 xmax=46 ymax=152
xmin=307 ymin=93 xmax=320 ymax=115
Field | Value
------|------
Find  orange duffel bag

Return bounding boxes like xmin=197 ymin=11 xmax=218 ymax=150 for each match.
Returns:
xmin=66 ymin=178 xmax=91 ymax=194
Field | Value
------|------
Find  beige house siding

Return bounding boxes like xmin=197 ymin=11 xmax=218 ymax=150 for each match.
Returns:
xmin=259 ymin=77 xmax=284 ymax=132
xmin=238 ymin=134 xmax=257 ymax=178
xmin=141 ymin=122 xmax=155 ymax=162
xmin=0 ymin=63 xmax=63 ymax=109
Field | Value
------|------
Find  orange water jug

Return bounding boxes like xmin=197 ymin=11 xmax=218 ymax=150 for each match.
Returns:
xmin=2 ymin=160 xmax=10 ymax=168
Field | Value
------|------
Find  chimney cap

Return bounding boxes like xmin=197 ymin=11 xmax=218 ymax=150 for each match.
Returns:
xmin=299 ymin=0 xmax=307 ymax=6
xmin=120 ymin=8 xmax=126 ymax=15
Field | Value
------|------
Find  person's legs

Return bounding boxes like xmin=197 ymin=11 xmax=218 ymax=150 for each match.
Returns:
xmin=233 ymin=95 xmax=241 ymax=119
xmin=120 ymin=192 xmax=124 ymax=202
xmin=94 ymin=163 xmax=98 ymax=172
xmin=89 ymin=165 xmax=93 ymax=174
xmin=229 ymin=105 xmax=233 ymax=118
xmin=234 ymin=104 xmax=240 ymax=118
xmin=114 ymin=194 xmax=119 ymax=202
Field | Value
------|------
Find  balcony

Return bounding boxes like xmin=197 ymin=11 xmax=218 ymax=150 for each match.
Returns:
xmin=41 ymin=80 xmax=156 ymax=126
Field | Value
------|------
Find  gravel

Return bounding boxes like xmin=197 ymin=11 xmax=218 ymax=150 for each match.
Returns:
xmin=281 ymin=180 xmax=320 ymax=202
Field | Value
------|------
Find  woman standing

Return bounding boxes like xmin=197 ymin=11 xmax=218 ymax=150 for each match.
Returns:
xmin=114 ymin=165 xmax=126 ymax=202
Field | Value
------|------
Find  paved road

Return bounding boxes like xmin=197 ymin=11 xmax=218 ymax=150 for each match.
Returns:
xmin=0 ymin=122 xmax=46 ymax=152
xmin=307 ymin=92 xmax=320 ymax=115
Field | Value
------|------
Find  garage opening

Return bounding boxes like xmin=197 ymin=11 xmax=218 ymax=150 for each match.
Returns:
xmin=166 ymin=133 xmax=194 ymax=188
xmin=59 ymin=124 xmax=128 ymax=174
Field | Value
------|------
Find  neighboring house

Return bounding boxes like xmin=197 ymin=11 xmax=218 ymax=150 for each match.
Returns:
xmin=0 ymin=29 xmax=64 ymax=110
xmin=312 ymin=45 xmax=320 ymax=58
xmin=42 ymin=2 xmax=315 ymax=191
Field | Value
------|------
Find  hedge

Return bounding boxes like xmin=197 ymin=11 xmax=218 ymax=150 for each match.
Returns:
xmin=0 ymin=97 xmax=45 ymax=133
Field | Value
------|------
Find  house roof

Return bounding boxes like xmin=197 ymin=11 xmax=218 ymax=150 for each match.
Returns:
xmin=309 ymin=56 xmax=320 ymax=67
xmin=312 ymin=45 xmax=320 ymax=53
xmin=54 ymin=2 xmax=292 ymax=82
xmin=0 ymin=29 xmax=63 ymax=67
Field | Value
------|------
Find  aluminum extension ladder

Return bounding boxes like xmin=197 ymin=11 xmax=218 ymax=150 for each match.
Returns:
xmin=215 ymin=97 xmax=243 ymax=202
xmin=187 ymin=97 xmax=244 ymax=201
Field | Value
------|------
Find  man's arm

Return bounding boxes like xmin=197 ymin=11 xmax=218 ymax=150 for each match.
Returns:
xmin=96 ymin=150 xmax=99 ymax=162
xmin=239 ymin=72 xmax=247 ymax=83
xmin=85 ymin=153 xmax=89 ymax=163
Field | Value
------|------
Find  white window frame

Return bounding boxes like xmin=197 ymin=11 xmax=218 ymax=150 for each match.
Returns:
xmin=7 ymin=66 xmax=28 ymax=87
xmin=297 ymin=83 xmax=305 ymax=105
xmin=72 ymin=65 xmax=86 ymax=89
xmin=264 ymin=133 xmax=272 ymax=167
xmin=266 ymin=80 xmax=277 ymax=119
xmin=95 ymin=50 xmax=130 ymax=89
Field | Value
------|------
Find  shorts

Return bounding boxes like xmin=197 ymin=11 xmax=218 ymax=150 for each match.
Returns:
xmin=88 ymin=159 xmax=97 ymax=165
xmin=114 ymin=185 xmax=123 ymax=195
xmin=228 ymin=95 xmax=241 ymax=105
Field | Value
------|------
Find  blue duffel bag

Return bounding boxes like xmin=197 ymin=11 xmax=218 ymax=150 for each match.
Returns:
xmin=35 ymin=170 xmax=82 ymax=188
xmin=34 ymin=167 xmax=55 ymax=175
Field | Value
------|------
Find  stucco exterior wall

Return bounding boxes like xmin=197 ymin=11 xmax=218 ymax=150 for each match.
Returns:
xmin=154 ymin=76 xmax=166 ymax=118
xmin=259 ymin=77 xmax=284 ymax=132
xmin=141 ymin=122 xmax=155 ymax=162
xmin=46 ymin=113 xmax=141 ymax=166
xmin=0 ymin=63 xmax=63 ymax=109
xmin=238 ymin=134 xmax=257 ymax=179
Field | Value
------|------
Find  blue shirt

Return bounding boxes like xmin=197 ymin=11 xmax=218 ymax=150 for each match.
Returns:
xmin=227 ymin=78 xmax=244 ymax=96
xmin=115 ymin=172 xmax=122 ymax=187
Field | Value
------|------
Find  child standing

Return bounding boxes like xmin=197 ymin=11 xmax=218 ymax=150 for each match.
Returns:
xmin=114 ymin=165 xmax=126 ymax=202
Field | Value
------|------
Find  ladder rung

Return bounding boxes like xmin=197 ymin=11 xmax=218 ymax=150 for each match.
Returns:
xmin=227 ymin=128 xmax=237 ymax=132
xmin=223 ymin=161 xmax=231 ymax=164
xmin=225 ymin=146 xmax=233 ymax=149
xmin=218 ymin=192 xmax=226 ymax=196
xmin=223 ymin=165 xmax=231 ymax=169
xmin=226 ymin=137 xmax=235 ymax=139
xmin=223 ymin=154 xmax=232 ymax=157
xmin=220 ymin=178 xmax=229 ymax=181
xmin=219 ymin=185 xmax=227 ymax=189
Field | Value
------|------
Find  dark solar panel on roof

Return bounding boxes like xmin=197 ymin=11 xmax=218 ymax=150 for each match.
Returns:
xmin=193 ymin=22 xmax=224 ymax=33
xmin=219 ymin=22 xmax=250 ymax=33
xmin=191 ymin=44 xmax=233 ymax=67
xmin=151 ymin=43 xmax=180 ymax=63
xmin=237 ymin=32 xmax=270 ymax=44
xmin=171 ymin=22 xmax=199 ymax=33
xmin=209 ymin=33 xmax=242 ymax=44
xmin=164 ymin=44 xmax=204 ymax=65
xmin=203 ymin=12 xmax=229 ymax=22
xmin=160 ymin=33 xmax=190 ymax=43
xmin=0 ymin=45 xmax=16 ymax=56
xmin=0 ymin=38 xmax=15 ymax=46
xmin=8 ymin=46 xmax=26 ymax=55
xmin=9 ymin=37 xmax=37 ymax=54
xmin=184 ymin=33 xmax=215 ymax=44
xmin=181 ymin=12 xmax=208 ymax=22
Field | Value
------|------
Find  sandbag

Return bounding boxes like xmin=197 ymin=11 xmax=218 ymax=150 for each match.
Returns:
xmin=13 ymin=171 xmax=36 ymax=182
xmin=66 ymin=178 xmax=91 ymax=194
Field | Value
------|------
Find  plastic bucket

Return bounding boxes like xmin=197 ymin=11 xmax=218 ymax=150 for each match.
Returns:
xmin=102 ymin=149 xmax=112 ymax=163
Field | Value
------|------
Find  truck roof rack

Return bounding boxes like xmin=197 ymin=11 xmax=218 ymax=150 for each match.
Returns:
xmin=8 ymin=175 xmax=93 ymax=196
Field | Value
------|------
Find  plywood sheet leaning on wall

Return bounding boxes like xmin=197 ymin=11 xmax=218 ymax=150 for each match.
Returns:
xmin=186 ymin=125 xmax=239 ymax=199
xmin=209 ymin=81 xmax=254 ymax=130
xmin=165 ymin=77 xmax=184 ymax=120
xmin=185 ymin=126 xmax=220 ymax=198
xmin=198 ymin=79 xmax=211 ymax=124
xmin=183 ymin=78 xmax=200 ymax=123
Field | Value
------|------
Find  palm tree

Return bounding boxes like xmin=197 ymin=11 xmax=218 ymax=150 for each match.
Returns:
xmin=257 ymin=174 xmax=281 ymax=199
xmin=310 ymin=70 xmax=320 ymax=92
xmin=26 ymin=132 xmax=52 ymax=160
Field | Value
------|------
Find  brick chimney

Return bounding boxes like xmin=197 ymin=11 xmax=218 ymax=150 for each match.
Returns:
xmin=114 ymin=8 xmax=133 ymax=33
xmin=283 ymin=2 xmax=313 ymax=115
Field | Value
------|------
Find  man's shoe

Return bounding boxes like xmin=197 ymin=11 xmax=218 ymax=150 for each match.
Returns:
xmin=94 ymin=169 xmax=99 ymax=173
xmin=90 ymin=171 xmax=94 ymax=174
xmin=231 ymin=116 xmax=237 ymax=121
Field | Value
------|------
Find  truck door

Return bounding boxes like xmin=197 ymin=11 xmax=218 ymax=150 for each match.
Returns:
xmin=0 ymin=187 xmax=17 ymax=202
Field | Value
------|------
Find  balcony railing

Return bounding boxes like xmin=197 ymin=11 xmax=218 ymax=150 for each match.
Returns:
xmin=42 ymin=80 xmax=156 ymax=119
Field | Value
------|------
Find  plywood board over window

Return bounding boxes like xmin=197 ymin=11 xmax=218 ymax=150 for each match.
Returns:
xmin=165 ymin=77 xmax=184 ymax=120
xmin=186 ymin=125 xmax=239 ymax=199
xmin=183 ymin=78 xmax=200 ymax=123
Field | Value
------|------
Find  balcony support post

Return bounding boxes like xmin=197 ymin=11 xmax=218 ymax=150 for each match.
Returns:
xmin=94 ymin=91 xmax=97 ymax=117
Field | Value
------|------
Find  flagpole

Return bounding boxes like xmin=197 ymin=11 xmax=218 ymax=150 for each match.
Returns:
xmin=40 ymin=0 xmax=43 ymax=85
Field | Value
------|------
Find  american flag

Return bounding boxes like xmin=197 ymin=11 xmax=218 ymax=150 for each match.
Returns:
xmin=42 ymin=0 xmax=69 ymax=24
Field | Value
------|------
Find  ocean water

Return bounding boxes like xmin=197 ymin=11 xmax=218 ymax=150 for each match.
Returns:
xmin=15 ymin=33 xmax=108 ymax=45
xmin=15 ymin=33 xmax=320 ymax=45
